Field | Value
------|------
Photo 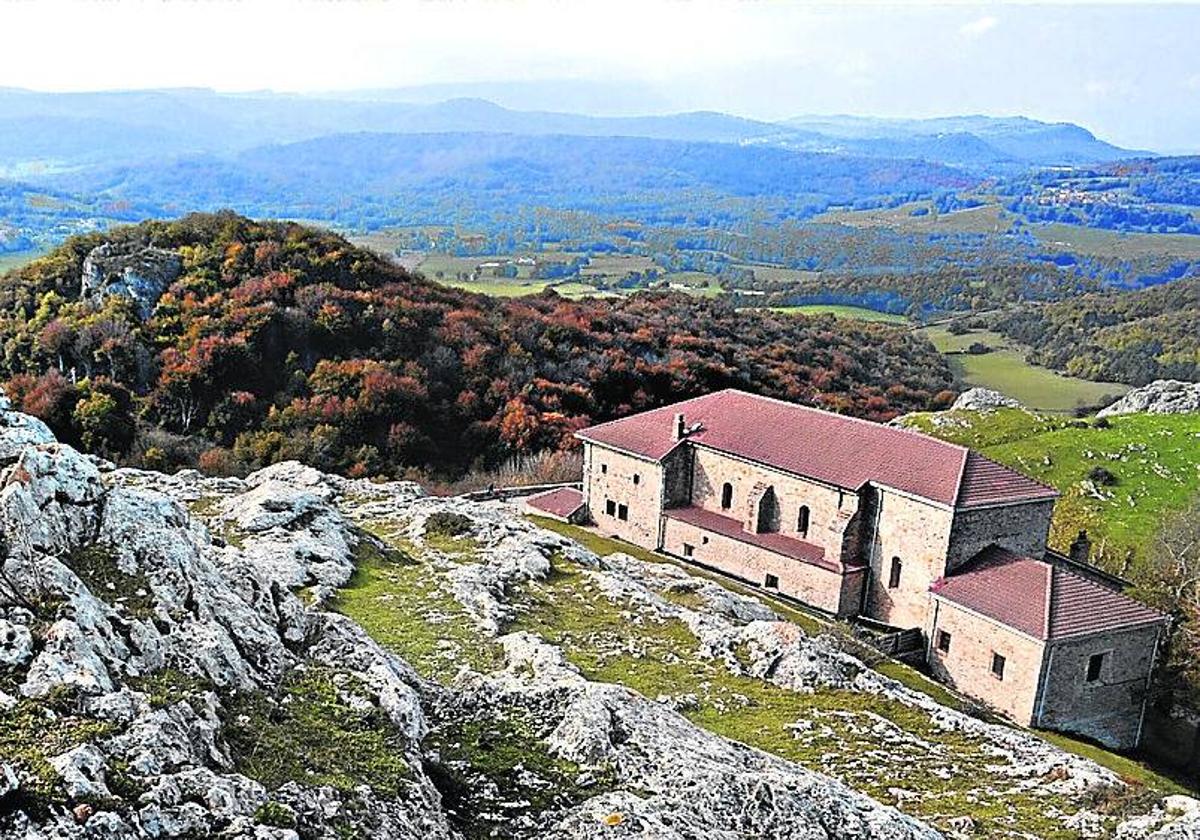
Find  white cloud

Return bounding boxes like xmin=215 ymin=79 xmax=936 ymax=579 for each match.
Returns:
xmin=959 ymin=15 xmax=998 ymax=39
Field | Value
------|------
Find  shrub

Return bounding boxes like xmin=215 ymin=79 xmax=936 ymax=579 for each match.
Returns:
xmin=1088 ymin=466 xmax=1118 ymax=486
xmin=425 ymin=511 xmax=473 ymax=539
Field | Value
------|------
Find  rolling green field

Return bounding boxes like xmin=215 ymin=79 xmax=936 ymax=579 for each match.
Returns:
xmin=1031 ymin=222 xmax=1200 ymax=259
xmin=921 ymin=325 xmax=1130 ymax=413
xmin=734 ymin=264 xmax=824 ymax=285
xmin=813 ymin=201 xmax=1010 ymax=235
xmin=902 ymin=408 xmax=1200 ymax=576
xmin=769 ymin=304 xmax=908 ymax=323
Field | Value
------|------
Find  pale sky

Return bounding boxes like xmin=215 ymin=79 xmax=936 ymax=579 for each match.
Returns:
xmin=1 ymin=0 xmax=1198 ymax=151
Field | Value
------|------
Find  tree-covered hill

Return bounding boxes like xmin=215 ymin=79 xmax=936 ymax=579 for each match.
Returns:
xmin=993 ymin=275 xmax=1200 ymax=384
xmin=0 ymin=213 xmax=953 ymax=478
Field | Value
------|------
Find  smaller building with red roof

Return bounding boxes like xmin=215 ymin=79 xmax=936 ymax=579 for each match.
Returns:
xmin=575 ymin=389 xmax=1166 ymax=749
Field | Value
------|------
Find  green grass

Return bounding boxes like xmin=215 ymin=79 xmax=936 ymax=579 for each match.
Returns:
xmin=903 ymin=409 xmax=1200 ymax=573
xmin=768 ymin=304 xmax=908 ymax=323
xmin=1032 ymin=222 xmax=1200 ymax=259
xmin=0 ymin=698 xmax=114 ymax=813
xmin=333 ymin=529 xmax=501 ymax=682
xmin=222 ymin=667 xmax=411 ymax=796
xmin=921 ymin=326 xmax=1130 ymax=413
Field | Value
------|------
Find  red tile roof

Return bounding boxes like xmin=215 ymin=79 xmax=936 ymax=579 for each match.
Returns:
xmin=664 ymin=505 xmax=862 ymax=574
xmin=931 ymin=545 xmax=1166 ymax=641
xmin=524 ymin=487 xmax=584 ymax=520
xmin=577 ymin=390 xmax=1056 ymax=509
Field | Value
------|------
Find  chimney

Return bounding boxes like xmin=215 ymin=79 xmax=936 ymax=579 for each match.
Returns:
xmin=672 ymin=412 xmax=686 ymax=441
xmin=1069 ymin=530 xmax=1092 ymax=565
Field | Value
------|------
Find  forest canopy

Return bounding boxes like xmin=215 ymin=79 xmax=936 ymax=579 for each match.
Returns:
xmin=0 ymin=213 xmax=954 ymax=478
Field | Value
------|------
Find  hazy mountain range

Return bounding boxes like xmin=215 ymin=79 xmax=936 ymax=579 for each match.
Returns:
xmin=0 ymin=87 xmax=1146 ymax=172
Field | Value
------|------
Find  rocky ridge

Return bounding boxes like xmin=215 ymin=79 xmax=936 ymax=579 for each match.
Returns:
xmin=1098 ymin=380 xmax=1200 ymax=418
xmin=0 ymin=396 xmax=1196 ymax=839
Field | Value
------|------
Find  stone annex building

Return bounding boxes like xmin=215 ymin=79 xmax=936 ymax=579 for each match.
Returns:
xmin=528 ymin=389 xmax=1167 ymax=750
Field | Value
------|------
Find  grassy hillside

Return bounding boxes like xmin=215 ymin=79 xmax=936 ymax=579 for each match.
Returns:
xmin=920 ymin=326 xmax=1130 ymax=413
xmin=902 ymin=408 xmax=1200 ymax=576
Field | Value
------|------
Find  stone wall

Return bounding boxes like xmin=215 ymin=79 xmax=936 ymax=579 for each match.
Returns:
xmin=661 ymin=516 xmax=864 ymax=616
xmin=1036 ymin=623 xmax=1163 ymax=750
xmin=946 ymin=500 xmax=1055 ymax=572
xmin=583 ymin=444 xmax=665 ymax=549
xmin=689 ymin=446 xmax=858 ymax=552
xmin=927 ymin=598 xmax=1046 ymax=724
xmin=863 ymin=490 xmax=954 ymax=630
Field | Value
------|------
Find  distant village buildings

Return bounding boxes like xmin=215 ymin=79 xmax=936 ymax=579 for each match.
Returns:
xmin=528 ymin=389 xmax=1167 ymax=749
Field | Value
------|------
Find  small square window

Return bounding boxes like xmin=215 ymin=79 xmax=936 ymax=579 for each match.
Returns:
xmin=701 ymin=535 xmax=709 ymax=545
xmin=617 ymin=503 xmax=628 ymax=521
xmin=936 ymin=630 xmax=952 ymax=653
xmin=1086 ymin=652 xmax=1106 ymax=683
xmin=683 ymin=543 xmax=694 ymax=558
xmin=632 ymin=473 xmax=640 ymax=485
xmin=605 ymin=499 xmax=616 ymax=516
xmin=765 ymin=573 xmax=780 ymax=589
xmin=991 ymin=652 xmax=1006 ymax=680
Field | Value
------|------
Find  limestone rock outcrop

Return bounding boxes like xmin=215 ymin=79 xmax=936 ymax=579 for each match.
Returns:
xmin=1098 ymin=379 xmax=1200 ymax=417
xmin=949 ymin=387 xmax=1022 ymax=412
xmin=80 ymin=242 xmax=182 ymax=319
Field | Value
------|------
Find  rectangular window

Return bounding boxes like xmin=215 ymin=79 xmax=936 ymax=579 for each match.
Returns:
xmin=683 ymin=543 xmax=694 ymax=558
xmin=936 ymin=630 xmax=952 ymax=653
xmin=1086 ymin=652 xmax=1106 ymax=683
xmin=600 ymin=464 xmax=607 ymax=474
xmin=632 ymin=473 xmax=640 ymax=485
xmin=605 ymin=499 xmax=616 ymax=516
xmin=617 ymin=503 xmax=629 ymax=521
xmin=764 ymin=573 xmax=780 ymax=589
xmin=888 ymin=557 xmax=902 ymax=589
xmin=991 ymin=652 xmax=1006 ymax=680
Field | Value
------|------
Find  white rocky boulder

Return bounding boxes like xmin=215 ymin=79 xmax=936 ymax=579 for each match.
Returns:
xmin=950 ymin=387 xmax=1022 ymax=412
xmin=1098 ymin=380 xmax=1200 ymax=417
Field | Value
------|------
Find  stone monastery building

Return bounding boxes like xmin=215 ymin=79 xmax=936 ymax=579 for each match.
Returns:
xmin=531 ymin=389 xmax=1167 ymax=749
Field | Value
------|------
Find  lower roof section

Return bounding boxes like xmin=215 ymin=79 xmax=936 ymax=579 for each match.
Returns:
xmin=664 ymin=505 xmax=861 ymax=575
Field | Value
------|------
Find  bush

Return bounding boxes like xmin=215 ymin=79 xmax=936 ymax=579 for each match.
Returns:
xmin=1088 ymin=466 xmax=1119 ymax=486
xmin=424 ymin=511 xmax=473 ymax=539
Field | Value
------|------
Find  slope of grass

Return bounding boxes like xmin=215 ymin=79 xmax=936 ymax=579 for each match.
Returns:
xmin=769 ymin=304 xmax=907 ymax=323
xmin=903 ymin=409 xmax=1200 ymax=573
xmin=921 ymin=326 xmax=1130 ymax=413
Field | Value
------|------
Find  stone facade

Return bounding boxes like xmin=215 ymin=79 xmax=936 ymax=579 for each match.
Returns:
xmin=862 ymin=489 xmax=955 ymax=630
xmin=583 ymin=445 xmax=664 ymax=547
xmin=927 ymin=598 xmax=1047 ymax=724
xmin=946 ymin=500 xmax=1055 ymax=573
xmin=661 ymin=515 xmax=865 ymax=617
xmin=1036 ymin=624 xmax=1163 ymax=750
xmin=690 ymin=446 xmax=857 ymax=548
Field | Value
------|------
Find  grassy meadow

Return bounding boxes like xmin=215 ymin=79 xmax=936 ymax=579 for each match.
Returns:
xmin=921 ymin=325 xmax=1130 ymax=413
xmin=769 ymin=304 xmax=908 ymax=323
xmin=903 ymin=408 xmax=1200 ymax=576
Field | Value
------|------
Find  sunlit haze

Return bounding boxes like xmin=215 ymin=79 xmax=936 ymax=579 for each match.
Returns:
xmin=0 ymin=0 xmax=1197 ymax=151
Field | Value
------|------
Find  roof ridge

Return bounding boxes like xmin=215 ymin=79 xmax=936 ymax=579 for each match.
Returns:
xmin=574 ymin=391 xmax=722 ymax=436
